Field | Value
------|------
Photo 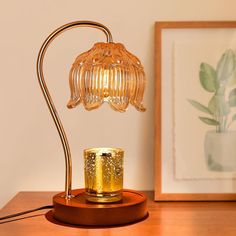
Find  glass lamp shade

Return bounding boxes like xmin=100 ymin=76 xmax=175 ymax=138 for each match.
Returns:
xmin=67 ymin=42 xmax=146 ymax=112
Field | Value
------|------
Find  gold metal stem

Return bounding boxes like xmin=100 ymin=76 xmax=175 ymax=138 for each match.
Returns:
xmin=36 ymin=21 xmax=113 ymax=198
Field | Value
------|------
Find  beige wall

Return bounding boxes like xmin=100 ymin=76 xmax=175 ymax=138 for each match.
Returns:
xmin=0 ymin=0 xmax=235 ymax=208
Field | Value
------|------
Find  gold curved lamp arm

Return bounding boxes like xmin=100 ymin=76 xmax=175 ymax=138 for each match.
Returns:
xmin=36 ymin=21 xmax=113 ymax=198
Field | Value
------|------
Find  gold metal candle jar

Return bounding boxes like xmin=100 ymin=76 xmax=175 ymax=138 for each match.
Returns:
xmin=84 ymin=148 xmax=124 ymax=203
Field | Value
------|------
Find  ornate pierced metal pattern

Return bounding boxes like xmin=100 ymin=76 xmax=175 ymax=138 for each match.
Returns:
xmin=84 ymin=148 xmax=124 ymax=194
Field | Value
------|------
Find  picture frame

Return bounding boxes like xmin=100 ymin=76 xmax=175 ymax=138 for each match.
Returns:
xmin=155 ymin=21 xmax=236 ymax=201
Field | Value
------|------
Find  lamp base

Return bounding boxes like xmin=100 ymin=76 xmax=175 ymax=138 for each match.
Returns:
xmin=53 ymin=188 xmax=148 ymax=226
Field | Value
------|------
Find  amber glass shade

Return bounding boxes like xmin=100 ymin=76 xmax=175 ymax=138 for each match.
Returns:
xmin=67 ymin=42 xmax=146 ymax=112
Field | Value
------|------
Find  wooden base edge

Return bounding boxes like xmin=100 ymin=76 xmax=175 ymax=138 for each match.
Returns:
xmin=53 ymin=189 xmax=148 ymax=226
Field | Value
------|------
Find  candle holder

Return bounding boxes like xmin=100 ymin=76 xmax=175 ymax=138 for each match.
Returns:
xmin=84 ymin=148 xmax=124 ymax=203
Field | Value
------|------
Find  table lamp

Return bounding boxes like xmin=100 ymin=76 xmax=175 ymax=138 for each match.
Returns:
xmin=37 ymin=21 xmax=147 ymax=226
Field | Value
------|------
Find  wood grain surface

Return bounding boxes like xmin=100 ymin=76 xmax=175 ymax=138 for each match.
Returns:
xmin=1 ymin=191 xmax=236 ymax=235
xmin=53 ymin=189 xmax=147 ymax=226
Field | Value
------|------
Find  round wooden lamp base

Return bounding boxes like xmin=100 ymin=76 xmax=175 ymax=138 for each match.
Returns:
xmin=53 ymin=189 xmax=148 ymax=226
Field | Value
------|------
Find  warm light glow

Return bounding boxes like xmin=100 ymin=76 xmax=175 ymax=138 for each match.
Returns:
xmin=67 ymin=42 xmax=146 ymax=112
xmin=103 ymin=69 xmax=109 ymax=98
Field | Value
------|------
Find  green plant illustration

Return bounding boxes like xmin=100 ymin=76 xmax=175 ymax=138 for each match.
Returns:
xmin=188 ymin=49 xmax=236 ymax=132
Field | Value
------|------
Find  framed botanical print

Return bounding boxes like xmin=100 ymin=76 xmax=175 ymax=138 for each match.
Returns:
xmin=155 ymin=21 xmax=236 ymax=200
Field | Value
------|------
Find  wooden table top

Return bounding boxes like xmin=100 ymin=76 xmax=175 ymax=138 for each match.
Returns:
xmin=1 ymin=191 xmax=236 ymax=236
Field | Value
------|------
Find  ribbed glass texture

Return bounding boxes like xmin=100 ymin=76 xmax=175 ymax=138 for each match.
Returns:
xmin=67 ymin=42 xmax=146 ymax=112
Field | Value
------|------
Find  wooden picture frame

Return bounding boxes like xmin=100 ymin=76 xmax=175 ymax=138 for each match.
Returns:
xmin=155 ymin=21 xmax=236 ymax=201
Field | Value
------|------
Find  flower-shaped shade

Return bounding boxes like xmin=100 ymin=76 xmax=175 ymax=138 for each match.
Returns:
xmin=67 ymin=42 xmax=146 ymax=112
